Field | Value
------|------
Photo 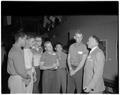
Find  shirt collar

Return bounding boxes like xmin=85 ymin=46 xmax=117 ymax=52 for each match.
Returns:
xmin=90 ymin=46 xmax=98 ymax=54
xmin=13 ymin=43 xmax=21 ymax=50
xmin=47 ymin=51 xmax=56 ymax=55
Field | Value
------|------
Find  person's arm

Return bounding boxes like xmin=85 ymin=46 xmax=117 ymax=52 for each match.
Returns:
xmin=41 ymin=59 xmax=58 ymax=69
xmin=39 ymin=53 xmax=45 ymax=70
xmin=39 ymin=61 xmax=46 ymax=69
xmin=85 ymin=52 xmax=105 ymax=91
xmin=47 ymin=63 xmax=58 ymax=69
xmin=51 ymin=58 xmax=60 ymax=69
xmin=39 ymin=60 xmax=55 ymax=69
xmin=40 ymin=63 xmax=57 ymax=70
xmin=68 ymin=54 xmax=73 ymax=72
xmin=13 ymin=52 xmax=30 ymax=79
xmin=56 ymin=58 xmax=59 ymax=67
xmin=40 ymin=58 xmax=58 ymax=70
xmin=40 ymin=53 xmax=58 ymax=70
xmin=32 ymin=67 xmax=37 ymax=83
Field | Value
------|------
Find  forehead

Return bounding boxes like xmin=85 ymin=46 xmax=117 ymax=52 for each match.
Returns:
xmin=27 ymin=38 xmax=35 ymax=42
xmin=56 ymin=44 xmax=62 ymax=47
xmin=21 ymin=35 xmax=27 ymax=39
xmin=75 ymin=33 xmax=82 ymax=37
xmin=30 ymin=37 xmax=34 ymax=40
xmin=89 ymin=37 xmax=94 ymax=41
xmin=36 ymin=37 xmax=42 ymax=41
xmin=45 ymin=43 xmax=52 ymax=46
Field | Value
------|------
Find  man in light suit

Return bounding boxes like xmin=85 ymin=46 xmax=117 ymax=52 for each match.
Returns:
xmin=83 ymin=35 xmax=105 ymax=93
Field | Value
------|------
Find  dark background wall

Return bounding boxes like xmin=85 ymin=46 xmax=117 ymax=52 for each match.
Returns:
xmin=52 ymin=16 xmax=118 ymax=80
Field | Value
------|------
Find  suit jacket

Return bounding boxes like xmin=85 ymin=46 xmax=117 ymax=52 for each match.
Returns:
xmin=83 ymin=47 xmax=105 ymax=93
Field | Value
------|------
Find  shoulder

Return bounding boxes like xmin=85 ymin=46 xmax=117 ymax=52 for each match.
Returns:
xmin=63 ymin=52 xmax=67 ymax=56
xmin=64 ymin=53 xmax=67 ymax=59
xmin=80 ymin=43 xmax=87 ymax=48
xmin=96 ymin=48 xmax=105 ymax=59
xmin=69 ymin=43 xmax=75 ymax=50
xmin=40 ymin=52 xmax=47 ymax=60
xmin=51 ymin=52 xmax=58 ymax=59
xmin=42 ymin=52 xmax=47 ymax=56
xmin=8 ymin=46 xmax=19 ymax=57
xmin=80 ymin=43 xmax=88 ymax=53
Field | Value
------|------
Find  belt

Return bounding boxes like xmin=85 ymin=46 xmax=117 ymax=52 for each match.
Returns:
xmin=58 ymin=67 xmax=66 ymax=70
xmin=45 ymin=69 xmax=57 ymax=71
xmin=71 ymin=65 xmax=77 ymax=70
xmin=34 ymin=66 xmax=40 ymax=68
xmin=26 ymin=68 xmax=32 ymax=70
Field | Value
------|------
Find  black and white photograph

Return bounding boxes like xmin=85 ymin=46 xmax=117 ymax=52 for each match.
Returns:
xmin=1 ymin=1 xmax=119 ymax=94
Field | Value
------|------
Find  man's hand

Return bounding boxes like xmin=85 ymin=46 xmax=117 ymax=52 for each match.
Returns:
xmin=69 ymin=68 xmax=74 ymax=76
xmin=53 ymin=64 xmax=58 ymax=69
xmin=83 ymin=86 xmax=92 ymax=93
xmin=33 ymin=77 xmax=37 ymax=83
xmin=70 ymin=70 xmax=76 ymax=76
xmin=23 ymin=78 xmax=31 ymax=87
xmin=33 ymin=75 xmax=37 ymax=83
xmin=26 ymin=74 xmax=31 ymax=80
xmin=33 ymin=72 xmax=37 ymax=83
xmin=54 ymin=66 xmax=58 ymax=69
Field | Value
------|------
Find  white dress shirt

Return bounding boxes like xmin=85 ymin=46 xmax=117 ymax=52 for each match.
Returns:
xmin=90 ymin=46 xmax=98 ymax=54
xmin=24 ymin=48 xmax=33 ymax=69
xmin=33 ymin=54 xmax=41 ymax=67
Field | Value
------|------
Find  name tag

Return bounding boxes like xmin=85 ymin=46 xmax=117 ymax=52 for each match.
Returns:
xmin=78 ymin=51 xmax=83 ymax=54
xmin=52 ymin=53 xmax=56 ymax=55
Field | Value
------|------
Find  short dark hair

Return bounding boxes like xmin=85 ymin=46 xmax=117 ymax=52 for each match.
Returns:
xmin=56 ymin=42 xmax=63 ymax=47
xmin=74 ymin=29 xmax=82 ymax=36
xmin=26 ymin=32 xmax=35 ymax=39
xmin=35 ymin=35 xmax=42 ymax=41
xmin=14 ymin=29 xmax=26 ymax=41
xmin=44 ymin=41 xmax=52 ymax=46
xmin=34 ymin=33 xmax=42 ymax=38
xmin=92 ymin=35 xmax=100 ymax=44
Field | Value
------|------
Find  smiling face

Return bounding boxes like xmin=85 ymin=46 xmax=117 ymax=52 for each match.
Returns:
xmin=56 ymin=44 xmax=63 ymax=52
xmin=19 ymin=35 xmax=27 ymax=47
xmin=87 ymin=36 xmax=98 ymax=49
xmin=26 ymin=38 xmax=35 ymax=48
xmin=45 ymin=42 xmax=53 ymax=52
xmin=35 ymin=37 xmax=42 ymax=47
